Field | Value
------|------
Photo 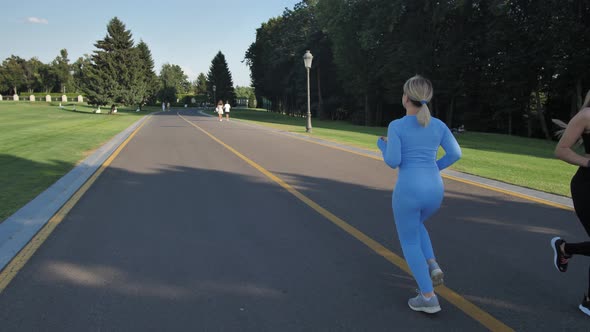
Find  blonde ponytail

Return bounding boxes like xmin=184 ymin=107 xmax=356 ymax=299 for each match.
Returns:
xmin=417 ymin=105 xmax=431 ymax=127
xmin=403 ymin=75 xmax=433 ymax=127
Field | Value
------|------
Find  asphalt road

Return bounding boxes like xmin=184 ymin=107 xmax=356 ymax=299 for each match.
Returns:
xmin=0 ymin=110 xmax=587 ymax=331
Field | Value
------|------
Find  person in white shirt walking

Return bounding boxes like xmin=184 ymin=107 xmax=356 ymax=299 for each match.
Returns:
xmin=216 ymin=100 xmax=224 ymax=121
xmin=223 ymin=101 xmax=231 ymax=120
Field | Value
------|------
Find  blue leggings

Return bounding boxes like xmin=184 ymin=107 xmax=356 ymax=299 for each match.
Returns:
xmin=393 ymin=168 xmax=444 ymax=294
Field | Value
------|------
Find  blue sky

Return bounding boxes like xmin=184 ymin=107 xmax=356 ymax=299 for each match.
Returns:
xmin=0 ymin=0 xmax=300 ymax=87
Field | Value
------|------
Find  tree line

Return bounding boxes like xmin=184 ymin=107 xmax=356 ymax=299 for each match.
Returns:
xmin=0 ymin=17 xmax=239 ymax=108
xmin=245 ymin=0 xmax=590 ymax=138
xmin=0 ymin=49 xmax=75 ymax=96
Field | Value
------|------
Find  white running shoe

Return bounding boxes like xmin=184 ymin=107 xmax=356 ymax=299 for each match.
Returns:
xmin=408 ymin=294 xmax=441 ymax=314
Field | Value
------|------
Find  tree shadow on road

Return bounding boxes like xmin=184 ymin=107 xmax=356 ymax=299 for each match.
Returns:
xmin=272 ymin=170 xmax=587 ymax=329
xmin=0 ymin=163 xmax=586 ymax=330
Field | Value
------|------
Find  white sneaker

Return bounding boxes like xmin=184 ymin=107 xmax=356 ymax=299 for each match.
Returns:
xmin=408 ymin=294 xmax=441 ymax=314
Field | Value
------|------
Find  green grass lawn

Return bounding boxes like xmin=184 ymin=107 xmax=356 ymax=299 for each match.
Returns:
xmin=0 ymin=102 xmax=157 ymax=222
xmin=229 ymin=108 xmax=579 ymax=197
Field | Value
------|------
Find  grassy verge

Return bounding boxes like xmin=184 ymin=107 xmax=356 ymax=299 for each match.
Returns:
xmin=229 ymin=108 xmax=578 ymax=197
xmin=0 ymin=102 xmax=158 ymax=222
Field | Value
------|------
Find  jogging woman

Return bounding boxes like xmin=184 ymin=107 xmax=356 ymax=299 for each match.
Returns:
xmin=551 ymin=89 xmax=590 ymax=316
xmin=377 ymin=75 xmax=461 ymax=314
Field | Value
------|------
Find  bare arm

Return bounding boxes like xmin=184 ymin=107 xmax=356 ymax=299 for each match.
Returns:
xmin=555 ymin=108 xmax=590 ymax=167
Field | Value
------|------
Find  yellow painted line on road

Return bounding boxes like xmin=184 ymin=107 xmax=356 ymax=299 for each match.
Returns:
xmin=230 ymin=116 xmax=573 ymax=212
xmin=0 ymin=116 xmax=151 ymax=294
xmin=178 ymin=113 xmax=513 ymax=332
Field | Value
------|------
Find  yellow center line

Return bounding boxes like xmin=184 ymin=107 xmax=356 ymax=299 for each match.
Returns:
xmin=178 ymin=113 xmax=513 ymax=332
xmin=0 ymin=116 xmax=152 ymax=294
xmin=229 ymin=115 xmax=573 ymax=211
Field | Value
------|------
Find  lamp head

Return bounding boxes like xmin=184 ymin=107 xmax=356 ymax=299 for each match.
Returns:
xmin=303 ymin=50 xmax=313 ymax=69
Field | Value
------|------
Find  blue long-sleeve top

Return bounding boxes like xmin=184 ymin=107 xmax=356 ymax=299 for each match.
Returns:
xmin=377 ymin=115 xmax=461 ymax=170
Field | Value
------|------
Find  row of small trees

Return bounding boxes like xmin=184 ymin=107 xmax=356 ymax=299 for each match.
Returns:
xmin=0 ymin=50 xmax=75 ymax=95
xmin=0 ymin=17 xmax=239 ymax=108
xmin=246 ymin=0 xmax=590 ymax=138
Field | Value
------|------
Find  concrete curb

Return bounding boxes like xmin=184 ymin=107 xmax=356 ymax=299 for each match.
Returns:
xmin=196 ymin=109 xmax=573 ymax=209
xmin=0 ymin=115 xmax=150 ymax=272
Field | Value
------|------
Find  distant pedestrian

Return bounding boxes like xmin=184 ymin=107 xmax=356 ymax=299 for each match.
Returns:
xmin=166 ymin=102 xmax=171 ymax=112
xmin=216 ymin=100 xmax=224 ymax=121
xmin=224 ymin=100 xmax=231 ymax=120
xmin=162 ymin=102 xmax=165 ymax=112
xmin=551 ymin=89 xmax=590 ymax=317
xmin=377 ymin=75 xmax=461 ymax=314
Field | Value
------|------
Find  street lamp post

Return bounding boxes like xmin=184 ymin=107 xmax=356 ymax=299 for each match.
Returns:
xmin=303 ymin=50 xmax=313 ymax=133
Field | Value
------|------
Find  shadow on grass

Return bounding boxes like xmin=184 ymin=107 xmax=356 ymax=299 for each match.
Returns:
xmin=0 ymin=154 xmax=75 ymax=222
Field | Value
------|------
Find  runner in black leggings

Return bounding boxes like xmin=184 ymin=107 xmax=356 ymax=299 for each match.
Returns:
xmin=551 ymin=90 xmax=590 ymax=317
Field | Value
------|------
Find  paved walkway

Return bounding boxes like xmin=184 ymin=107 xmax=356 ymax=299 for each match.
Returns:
xmin=0 ymin=109 xmax=584 ymax=330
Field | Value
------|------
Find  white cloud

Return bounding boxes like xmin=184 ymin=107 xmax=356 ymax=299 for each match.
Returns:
xmin=25 ymin=17 xmax=48 ymax=24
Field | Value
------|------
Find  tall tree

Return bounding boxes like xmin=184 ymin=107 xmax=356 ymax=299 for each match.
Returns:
xmin=235 ymin=86 xmax=253 ymax=98
xmin=0 ymin=56 xmax=26 ymax=95
xmin=317 ymin=0 xmax=385 ymax=125
xmin=51 ymin=49 xmax=73 ymax=94
xmin=158 ymin=63 xmax=189 ymax=102
xmin=246 ymin=1 xmax=342 ymax=119
xmin=194 ymin=73 xmax=208 ymax=95
xmin=72 ymin=55 xmax=92 ymax=94
xmin=38 ymin=62 xmax=58 ymax=93
xmin=137 ymin=40 xmax=159 ymax=107
xmin=82 ymin=17 xmax=145 ymax=106
xmin=545 ymin=0 xmax=590 ymax=118
xmin=207 ymin=51 xmax=236 ymax=104
xmin=245 ymin=17 xmax=283 ymax=111
xmin=23 ymin=57 xmax=44 ymax=93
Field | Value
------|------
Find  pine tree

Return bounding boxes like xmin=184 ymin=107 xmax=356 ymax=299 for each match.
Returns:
xmin=82 ymin=17 xmax=146 ymax=107
xmin=136 ymin=40 xmax=159 ymax=107
xmin=195 ymin=73 xmax=208 ymax=95
xmin=206 ymin=51 xmax=236 ymax=104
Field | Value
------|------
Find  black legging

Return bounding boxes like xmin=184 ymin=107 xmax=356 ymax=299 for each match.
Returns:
xmin=564 ymin=167 xmax=590 ymax=295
